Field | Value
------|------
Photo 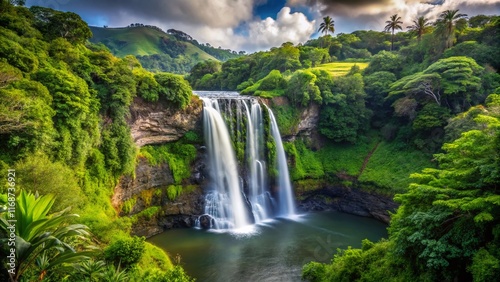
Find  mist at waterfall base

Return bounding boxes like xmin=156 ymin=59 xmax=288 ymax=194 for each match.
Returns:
xmin=148 ymin=91 xmax=387 ymax=280
xmin=196 ymin=91 xmax=295 ymax=230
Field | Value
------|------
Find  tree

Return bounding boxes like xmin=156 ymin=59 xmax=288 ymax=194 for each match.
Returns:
xmin=436 ymin=9 xmax=468 ymax=49
xmin=389 ymin=72 xmax=442 ymax=106
xmin=389 ymin=56 xmax=483 ymax=110
xmin=30 ymin=7 xmax=92 ymax=44
xmin=407 ymin=16 xmax=432 ymax=42
xmin=0 ymin=190 xmax=93 ymax=281
xmin=390 ymin=98 xmax=500 ymax=280
xmin=265 ymin=43 xmax=302 ymax=73
xmin=8 ymin=0 xmax=25 ymax=6
xmin=286 ymin=70 xmax=321 ymax=106
xmin=363 ymin=50 xmax=403 ymax=77
xmin=363 ymin=71 xmax=397 ymax=123
xmin=154 ymin=73 xmax=192 ymax=109
xmin=319 ymin=74 xmax=369 ymax=143
xmin=318 ymin=16 xmax=335 ymax=36
xmin=384 ymin=14 xmax=403 ymax=51
xmin=468 ymin=14 xmax=492 ymax=28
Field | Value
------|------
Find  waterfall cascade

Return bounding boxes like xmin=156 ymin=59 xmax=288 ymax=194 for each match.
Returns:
xmin=196 ymin=91 xmax=295 ymax=230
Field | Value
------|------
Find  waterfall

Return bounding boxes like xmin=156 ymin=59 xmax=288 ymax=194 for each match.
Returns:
xmin=243 ymin=100 xmax=272 ymax=223
xmin=197 ymin=91 xmax=295 ymax=230
xmin=201 ymin=97 xmax=251 ymax=229
xmin=267 ymin=106 xmax=296 ymax=216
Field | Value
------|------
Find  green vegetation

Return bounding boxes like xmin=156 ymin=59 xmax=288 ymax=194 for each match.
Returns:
xmin=0 ymin=2 xmax=195 ymax=281
xmin=104 ymin=236 xmax=145 ymax=268
xmin=240 ymin=70 xmax=287 ymax=97
xmin=272 ymin=105 xmax=301 ymax=136
xmin=302 ymin=95 xmax=500 ymax=281
xmin=284 ymin=137 xmax=433 ymax=194
xmin=89 ymin=25 xmax=241 ymax=74
xmin=358 ymin=141 xmax=431 ymax=192
xmin=1 ymin=1 xmax=500 ymax=281
xmin=311 ymin=62 xmax=368 ymax=77
xmin=285 ymin=140 xmax=325 ymax=180
xmin=140 ymin=142 xmax=197 ymax=184
xmin=0 ymin=191 xmax=94 ymax=281
xmin=296 ymin=11 xmax=500 ymax=281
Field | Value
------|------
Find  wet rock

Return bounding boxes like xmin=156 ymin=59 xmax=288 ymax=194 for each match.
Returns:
xmin=198 ymin=214 xmax=213 ymax=229
xmin=112 ymin=157 xmax=173 ymax=212
xmin=297 ymin=186 xmax=398 ymax=224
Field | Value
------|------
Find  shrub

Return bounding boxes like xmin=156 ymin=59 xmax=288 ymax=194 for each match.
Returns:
xmin=258 ymin=70 xmax=287 ymax=90
xmin=104 ymin=236 xmax=145 ymax=268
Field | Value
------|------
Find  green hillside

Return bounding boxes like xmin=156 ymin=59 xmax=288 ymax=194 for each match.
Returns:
xmin=90 ymin=26 xmax=215 ymax=59
xmin=89 ymin=26 xmax=231 ymax=73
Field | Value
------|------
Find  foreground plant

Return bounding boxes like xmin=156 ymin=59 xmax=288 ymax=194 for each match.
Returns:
xmin=0 ymin=190 xmax=94 ymax=281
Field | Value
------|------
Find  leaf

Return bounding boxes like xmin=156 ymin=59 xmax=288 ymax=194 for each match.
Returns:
xmin=474 ymin=212 xmax=494 ymax=223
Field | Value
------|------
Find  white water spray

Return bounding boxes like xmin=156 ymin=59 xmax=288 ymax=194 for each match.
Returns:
xmin=197 ymin=92 xmax=295 ymax=230
xmin=201 ymin=97 xmax=250 ymax=229
xmin=267 ymin=105 xmax=296 ymax=216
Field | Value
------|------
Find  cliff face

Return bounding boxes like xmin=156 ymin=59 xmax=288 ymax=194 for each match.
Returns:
xmin=112 ymin=156 xmax=206 ymax=237
xmin=269 ymin=96 xmax=321 ymax=143
xmin=297 ymin=186 xmax=397 ymax=224
xmin=128 ymin=97 xmax=203 ymax=146
xmin=112 ymin=97 xmax=206 ymax=237
xmin=112 ymin=95 xmax=396 ymax=238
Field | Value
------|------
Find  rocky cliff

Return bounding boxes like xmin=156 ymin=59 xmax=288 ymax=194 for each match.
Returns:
xmin=112 ymin=156 xmax=206 ymax=237
xmin=112 ymin=96 xmax=205 ymax=237
xmin=112 ymin=95 xmax=396 ymax=238
xmin=297 ymin=185 xmax=397 ymax=224
xmin=128 ymin=97 xmax=202 ymax=146
xmin=269 ymin=96 xmax=322 ymax=145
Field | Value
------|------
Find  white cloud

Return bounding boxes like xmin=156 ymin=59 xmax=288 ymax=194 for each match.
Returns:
xmin=27 ymin=0 xmax=500 ymax=52
xmin=311 ymin=0 xmax=500 ymax=34
xmin=28 ymin=0 xmax=255 ymax=28
xmin=245 ymin=7 xmax=316 ymax=51
xmin=153 ymin=7 xmax=316 ymax=53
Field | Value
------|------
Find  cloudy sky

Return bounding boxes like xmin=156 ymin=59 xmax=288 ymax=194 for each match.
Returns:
xmin=26 ymin=0 xmax=500 ymax=52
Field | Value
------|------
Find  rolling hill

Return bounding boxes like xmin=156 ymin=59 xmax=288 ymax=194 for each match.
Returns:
xmin=89 ymin=26 xmax=240 ymax=73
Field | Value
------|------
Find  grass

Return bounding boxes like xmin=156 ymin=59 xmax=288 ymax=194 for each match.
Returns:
xmin=89 ymin=26 xmax=217 ymax=60
xmin=273 ymin=105 xmax=301 ymax=136
xmin=139 ymin=142 xmax=197 ymax=184
xmin=311 ymin=61 xmax=369 ymax=77
xmin=318 ymin=139 xmax=377 ymax=176
xmin=359 ymin=141 xmax=434 ymax=193
xmin=287 ymin=135 xmax=434 ymax=194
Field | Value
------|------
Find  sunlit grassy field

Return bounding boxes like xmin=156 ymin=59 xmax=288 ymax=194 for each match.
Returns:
xmin=312 ymin=61 xmax=369 ymax=77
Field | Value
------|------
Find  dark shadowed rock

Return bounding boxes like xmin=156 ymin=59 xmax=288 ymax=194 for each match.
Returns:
xmin=296 ymin=186 xmax=398 ymax=224
xmin=198 ymin=214 xmax=213 ymax=229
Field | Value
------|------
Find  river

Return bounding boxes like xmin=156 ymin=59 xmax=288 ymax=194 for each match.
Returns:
xmin=148 ymin=211 xmax=387 ymax=281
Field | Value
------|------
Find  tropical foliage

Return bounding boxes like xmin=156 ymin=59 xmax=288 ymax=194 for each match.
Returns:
xmin=1 ymin=1 xmax=500 ymax=281
xmin=384 ymin=14 xmax=403 ymax=51
xmin=0 ymin=2 xmax=194 ymax=281
xmin=302 ymin=95 xmax=500 ymax=281
xmin=0 ymin=191 xmax=93 ymax=281
xmin=318 ymin=16 xmax=335 ymax=36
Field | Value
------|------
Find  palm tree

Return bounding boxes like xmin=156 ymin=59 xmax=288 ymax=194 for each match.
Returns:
xmin=436 ymin=9 xmax=467 ymax=49
xmin=0 ymin=190 xmax=94 ymax=281
xmin=318 ymin=16 xmax=335 ymax=36
xmin=384 ymin=14 xmax=403 ymax=51
xmin=407 ymin=16 xmax=432 ymax=42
